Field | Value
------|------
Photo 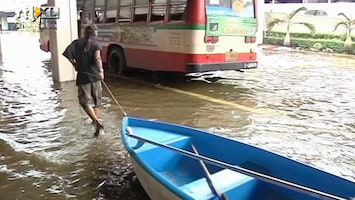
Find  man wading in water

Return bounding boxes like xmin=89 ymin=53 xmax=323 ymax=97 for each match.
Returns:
xmin=63 ymin=24 xmax=104 ymax=136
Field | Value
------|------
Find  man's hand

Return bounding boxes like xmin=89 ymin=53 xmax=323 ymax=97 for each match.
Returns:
xmin=98 ymin=71 xmax=104 ymax=80
xmin=73 ymin=63 xmax=79 ymax=71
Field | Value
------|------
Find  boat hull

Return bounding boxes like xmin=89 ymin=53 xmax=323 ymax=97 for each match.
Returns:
xmin=131 ymin=158 xmax=182 ymax=200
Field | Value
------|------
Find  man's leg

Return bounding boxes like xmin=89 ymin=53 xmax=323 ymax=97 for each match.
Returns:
xmin=78 ymin=83 xmax=103 ymax=136
xmin=93 ymin=107 xmax=101 ymax=120
xmin=81 ymin=104 xmax=100 ymax=125
xmin=92 ymin=81 xmax=104 ymax=136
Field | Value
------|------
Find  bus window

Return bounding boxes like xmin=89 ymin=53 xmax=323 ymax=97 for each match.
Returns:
xmin=119 ymin=0 xmax=132 ymax=22
xmin=207 ymin=0 xmax=255 ymax=18
xmin=134 ymin=0 xmax=149 ymax=22
xmin=208 ymin=0 xmax=231 ymax=7
xmin=95 ymin=0 xmax=105 ymax=23
xmin=169 ymin=0 xmax=187 ymax=21
xmin=106 ymin=0 xmax=118 ymax=23
xmin=151 ymin=0 xmax=166 ymax=22
xmin=83 ymin=0 xmax=94 ymax=24
xmin=136 ymin=0 xmax=148 ymax=4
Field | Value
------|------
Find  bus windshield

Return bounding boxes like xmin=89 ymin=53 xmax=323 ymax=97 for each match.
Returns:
xmin=206 ymin=0 xmax=256 ymax=37
xmin=207 ymin=0 xmax=255 ymax=18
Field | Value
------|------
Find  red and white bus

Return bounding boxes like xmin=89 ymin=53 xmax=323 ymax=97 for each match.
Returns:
xmin=39 ymin=3 xmax=50 ymax=52
xmin=81 ymin=0 xmax=258 ymax=75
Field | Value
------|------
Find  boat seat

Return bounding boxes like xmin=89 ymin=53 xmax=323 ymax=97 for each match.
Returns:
xmin=179 ymin=169 xmax=256 ymax=199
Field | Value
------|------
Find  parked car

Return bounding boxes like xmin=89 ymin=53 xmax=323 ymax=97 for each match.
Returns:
xmin=304 ymin=9 xmax=328 ymax=16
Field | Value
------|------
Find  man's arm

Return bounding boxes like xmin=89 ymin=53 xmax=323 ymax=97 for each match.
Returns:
xmin=69 ymin=59 xmax=78 ymax=71
xmin=63 ymin=40 xmax=79 ymax=71
xmin=94 ymin=50 xmax=104 ymax=80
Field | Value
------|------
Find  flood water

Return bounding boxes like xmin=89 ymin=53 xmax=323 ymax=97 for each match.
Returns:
xmin=0 ymin=32 xmax=354 ymax=200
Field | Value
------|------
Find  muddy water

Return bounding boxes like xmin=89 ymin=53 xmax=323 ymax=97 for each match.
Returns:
xmin=0 ymin=32 xmax=354 ymax=199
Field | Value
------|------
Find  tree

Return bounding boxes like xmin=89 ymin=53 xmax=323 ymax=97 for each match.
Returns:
xmin=333 ymin=13 xmax=355 ymax=52
xmin=267 ymin=7 xmax=315 ymax=46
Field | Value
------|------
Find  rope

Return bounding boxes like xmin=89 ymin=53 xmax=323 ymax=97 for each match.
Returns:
xmin=100 ymin=79 xmax=127 ymax=116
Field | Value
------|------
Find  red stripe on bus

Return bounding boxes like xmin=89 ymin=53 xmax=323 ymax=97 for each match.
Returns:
xmin=119 ymin=48 xmax=256 ymax=72
xmin=186 ymin=52 xmax=257 ymax=63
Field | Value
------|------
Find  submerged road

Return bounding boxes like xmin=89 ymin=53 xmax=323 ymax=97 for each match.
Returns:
xmin=0 ymin=32 xmax=354 ymax=199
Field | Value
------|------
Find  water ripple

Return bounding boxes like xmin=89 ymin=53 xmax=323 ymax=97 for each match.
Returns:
xmin=215 ymin=50 xmax=355 ymax=182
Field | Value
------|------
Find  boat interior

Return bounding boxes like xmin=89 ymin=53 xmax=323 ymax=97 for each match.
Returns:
xmin=134 ymin=133 xmax=317 ymax=200
xmin=124 ymin=117 xmax=354 ymax=200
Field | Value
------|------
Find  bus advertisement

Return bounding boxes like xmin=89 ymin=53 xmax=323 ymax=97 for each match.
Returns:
xmin=81 ymin=0 xmax=259 ymax=75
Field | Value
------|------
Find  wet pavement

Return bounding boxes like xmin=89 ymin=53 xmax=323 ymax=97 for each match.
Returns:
xmin=0 ymin=32 xmax=354 ymax=199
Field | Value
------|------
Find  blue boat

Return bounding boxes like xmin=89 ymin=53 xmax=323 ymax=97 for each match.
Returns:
xmin=121 ymin=116 xmax=355 ymax=200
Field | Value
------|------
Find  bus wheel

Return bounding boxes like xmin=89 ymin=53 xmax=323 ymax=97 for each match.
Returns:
xmin=108 ymin=48 xmax=126 ymax=75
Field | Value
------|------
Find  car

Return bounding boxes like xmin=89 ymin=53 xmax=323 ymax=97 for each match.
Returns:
xmin=304 ymin=9 xmax=328 ymax=16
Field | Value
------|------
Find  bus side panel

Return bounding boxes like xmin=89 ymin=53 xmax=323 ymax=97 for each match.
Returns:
xmin=124 ymin=48 xmax=256 ymax=73
xmin=101 ymin=45 xmax=109 ymax=63
xmin=124 ymin=48 xmax=187 ymax=72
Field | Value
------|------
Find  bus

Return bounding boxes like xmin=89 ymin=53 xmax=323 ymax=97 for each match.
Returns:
xmin=81 ymin=0 xmax=259 ymax=75
xmin=39 ymin=3 xmax=50 ymax=52
xmin=39 ymin=18 xmax=50 ymax=52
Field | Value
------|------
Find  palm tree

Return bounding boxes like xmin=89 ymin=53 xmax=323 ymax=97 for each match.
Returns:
xmin=267 ymin=7 xmax=315 ymax=46
xmin=333 ymin=13 xmax=355 ymax=52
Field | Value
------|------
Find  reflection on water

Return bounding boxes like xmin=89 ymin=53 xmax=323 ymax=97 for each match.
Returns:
xmin=0 ymin=32 xmax=354 ymax=200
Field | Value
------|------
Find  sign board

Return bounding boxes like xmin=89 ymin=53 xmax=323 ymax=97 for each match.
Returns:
xmin=38 ymin=6 xmax=60 ymax=19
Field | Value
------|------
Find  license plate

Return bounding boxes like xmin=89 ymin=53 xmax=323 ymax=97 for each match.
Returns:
xmin=225 ymin=52 xmax=238 ymax=61
xmin=243 ymin=62 xmax=257 ymax=69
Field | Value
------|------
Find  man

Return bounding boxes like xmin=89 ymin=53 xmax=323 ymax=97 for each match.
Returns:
xmin=63 ymin=24 xmax=104 ymax=136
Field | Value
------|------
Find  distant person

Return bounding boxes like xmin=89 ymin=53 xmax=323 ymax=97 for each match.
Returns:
xmin=63 ymin=24 xmax=104 ymax=136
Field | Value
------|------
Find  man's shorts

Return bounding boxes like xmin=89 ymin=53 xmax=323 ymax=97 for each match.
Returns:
xmin=78 ymin=81 xmax=102 ymax=108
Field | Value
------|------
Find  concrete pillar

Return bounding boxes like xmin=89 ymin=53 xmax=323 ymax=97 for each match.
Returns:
xmin=257 ymin=1 xmax=265 ymax=44
xmin=0 ymin=33 xmax=2 ymax=59
xmin=48 ymin=0 xmax=78 ymax=82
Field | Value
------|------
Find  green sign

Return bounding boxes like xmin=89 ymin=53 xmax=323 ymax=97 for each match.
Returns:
xmin=206 ymin=16 xmax=256 ymax=36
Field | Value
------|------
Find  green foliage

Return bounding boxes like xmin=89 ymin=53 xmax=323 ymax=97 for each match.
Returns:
xmin=312 ymin=42 xmax=322 ymax=50
xmin=267 ymin=7 xmax=314 ymax=33
xmin=333 ymin=12 xmax=355 ymax=34
xmin=264 ymin=32 xmax=355 ymax=54
xmin=15 ymin=14 xmax=40 ymax=33
xmin=265 ymin=31 xmax=355 ymax=41
xmin=21 ymin=19 xmax=40 ymax=32
xmin=265 ymin=11 xmax=355 ymax=54
xmin=333 ymin=12 xmax=355 ymax=52
xmin=266 ymin=7 xmax=316 ymax=47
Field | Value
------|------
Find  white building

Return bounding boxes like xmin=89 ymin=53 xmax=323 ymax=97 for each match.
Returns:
xmin=264 ymin=0 xmax=354 ymax=17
